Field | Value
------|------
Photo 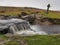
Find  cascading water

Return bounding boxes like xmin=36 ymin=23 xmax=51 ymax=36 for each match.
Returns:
xmin=9 ymin=19 xmax=48 ymax=36
xmin=13 ymin=22 xmax=38 ymax=36
xmin=14 ymin=23 xmax=48 ymax=36
xmin=1 ymin=18 xmax=60 ymax=36
xmin=9 ymin=23 xmax=60 ymax=36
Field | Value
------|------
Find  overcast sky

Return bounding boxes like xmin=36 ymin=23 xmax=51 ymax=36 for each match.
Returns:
xmin=0 ymin=0 xmax=60 ymax=11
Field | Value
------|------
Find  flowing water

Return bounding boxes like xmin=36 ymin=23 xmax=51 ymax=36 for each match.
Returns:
xmin=1 ymin=18 xmax=60 ymax=35
xmin=9 ymin=19 xmax=60 ymax=35
xmin=31 ymin=25 xmax=60 ymax=35
xmin=16 ymin=24 xmax=60 ymax=36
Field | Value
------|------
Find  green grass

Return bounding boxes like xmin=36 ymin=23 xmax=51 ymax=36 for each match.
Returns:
xmin=22 ymin=35 xmax=60 ymax=45
xmin=40 ymin=10 xmax=60 ymax=19
xmin=1 ymin=35 xmax=60 ymax=45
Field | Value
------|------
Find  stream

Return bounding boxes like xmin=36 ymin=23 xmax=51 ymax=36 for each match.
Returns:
xmin=31 ymin=25 xmax=60 ymax=35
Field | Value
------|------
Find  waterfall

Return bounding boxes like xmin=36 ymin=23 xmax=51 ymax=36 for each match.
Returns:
xmin=9 ymin=19 xmax=48 ymax=36
xmin=0 ymin=18 xmax=48 ymax=36
xmin=14 ymin=23 xmax=48 ymax=36
xmin=9 ymin=23 xmax=18 ymax=34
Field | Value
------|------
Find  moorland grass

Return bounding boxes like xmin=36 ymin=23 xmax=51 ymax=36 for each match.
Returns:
xmin=0 ymin=35 xmax=60 ymax=45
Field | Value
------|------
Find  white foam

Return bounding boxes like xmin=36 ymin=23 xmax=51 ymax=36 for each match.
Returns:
xmin=30 ymin=25 xmax=48 ymax=35
xmin=15 ymin=25 xmax=48 ymax=36
xmin=16 ymin=30 xmax=37 ymax=36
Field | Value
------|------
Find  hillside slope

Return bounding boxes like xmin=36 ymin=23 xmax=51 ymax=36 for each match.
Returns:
xmin=0 ymin=6 xmax=60 ymax=19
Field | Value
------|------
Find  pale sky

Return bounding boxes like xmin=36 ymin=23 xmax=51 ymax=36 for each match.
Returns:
xmin=0 ymin=0 xmax=60 ymax=11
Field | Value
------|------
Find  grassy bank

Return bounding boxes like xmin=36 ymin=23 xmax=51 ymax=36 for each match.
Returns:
xmin=0 ymin=35 xmax=60 ymax=45
xmin=40 ymin=10 xmax=60 ymax=19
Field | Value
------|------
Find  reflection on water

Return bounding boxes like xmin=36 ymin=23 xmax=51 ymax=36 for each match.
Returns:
xmin=31 ymin=25 xmax=60 ymax=35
